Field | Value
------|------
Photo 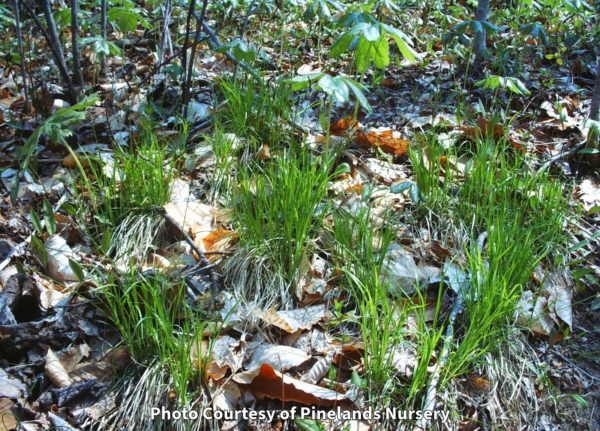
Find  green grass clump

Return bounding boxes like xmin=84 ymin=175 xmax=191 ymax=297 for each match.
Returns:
xmin=100 ymin=271 xmax=209 ymax=405
xmin=409 ymin=132 xmax=570 ymax=393
xmin=227 ymin=147 xmax=338 ymax=308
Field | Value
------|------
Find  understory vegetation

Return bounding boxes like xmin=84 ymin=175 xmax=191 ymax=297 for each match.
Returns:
xmin=0 ymin=0 xmax=599 ymax=430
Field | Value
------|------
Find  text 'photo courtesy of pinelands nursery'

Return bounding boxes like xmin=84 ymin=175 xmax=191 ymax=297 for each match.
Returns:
xmin=0 ymin=0 xmax=600 ymax=430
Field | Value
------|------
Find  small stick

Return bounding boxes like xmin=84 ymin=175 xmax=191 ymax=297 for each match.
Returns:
xmin=155 ymin=207 xmax=220 ymax=299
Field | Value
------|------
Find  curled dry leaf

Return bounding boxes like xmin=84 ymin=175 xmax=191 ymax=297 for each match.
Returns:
xmin=233 ymin=363 xmax=350 ymax=406
xmin=257 ymin=305 xmax=327 ymax=333
xmin=211 ymin=379 xmax=242 ymax=411
xmin=380 ymin=243 xmax=440 ymax=295
xmin=301 ymin=355 xmax=333 ymax=384
xmin=163 ymin=202 xmax=230 ymax=253
xmin=354 ymin=126 xmax=409 ymax=156
xmin=45 ymin=348 xmax=73 ymax=388
xmin=206 ymin=335 xmax=245 ymax=380
xmin=246 ymin=344 xmax=310 ymax=372
xmin=45 ymin=235 xmax=78 ymax=282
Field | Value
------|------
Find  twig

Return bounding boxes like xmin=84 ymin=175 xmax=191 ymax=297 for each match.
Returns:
xmin=414 ymin=290 xmax=465 ymax=431
xmin=177 ymin=0 xmax=262 ymax=82
xmin=182 ymin=0 xmax=210 ymax=119
xmin=537 ymin=140 xmax=586 ymax=173
xmin=154 ymin=207 xmax=220 ymax=300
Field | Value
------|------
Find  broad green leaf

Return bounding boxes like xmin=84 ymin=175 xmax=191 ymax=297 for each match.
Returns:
xmin=390 ymin=181 xmax=414 ymax=193
xmin=68 ymin=258 xmax=85 ymax=282
xmin=30 ymin=209 xmax=43 ymax=233
xmin=295 ymin=418 xmax=325 ymax=431
xmin=577 ymin=148 xmax=600 ymax=155
xmin=361 ymin=182 xmax=372 ymax=202
xmin=587 ymin=205 xmax=600 ymax=215
xmin=372 ymin=34 xmax=390 ymax=69
xmin=107 ymin=8 xmax=150 ymax=33
xmin=286 ymin=73 xmax=325 ymax=91
xmin=318 ymin=75 xmax=349 ymax=103
xmin=592 ymin=295 xmax=600 ymax=310
xmin=472 ymin=20 xmax=484 ymax=34
xmin=409 ymin=182 xmax=420 ymax=204
xmin=571 ymin=268 xmax=595 ymax=280
xmin=43 ymin=198 xmax=57 ymax=236
xmin=30 ymin=235 xmax=48 ymax=268
xmin=94 ymin=214 xmax=113 ymax=226
xmin=354 ymin=37 xmax=371 ymax=72
xmin=329 ymin=32 xmax=356 ymax=58
xmin=333 ymin=163 xmax=352 ymax=176
xmin=381 ymin=24 xmax=418 ymax=62
xmin=481 ymin=21 xmax=502 ymax=33
xmin=61 ymin=202 xmax=77 ymax=216
xmin=451 ymin=20 xmax=473 ymax=33
xmin=341 ymin=78 xmax=372 ymax=113
xmin=361 ymin=23 xmax=381 ymax=42
xmin=101 ymin=228 xmax=112 ymax=254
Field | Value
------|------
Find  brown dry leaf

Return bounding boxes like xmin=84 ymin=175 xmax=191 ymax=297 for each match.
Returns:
xmin=353 ymin=127 xmax=409 ymax=156
xmin=541 ymin=270 xmax=572 ymax=331
xmin=0 ymin=398 xmax=20 ymax=431
xmin=163 ymin=202 xmax=230 ymax=252
xmin=60 ymin=343 xmax=90 ymax=373
xmin=45 ymin=348 xmax=73 ymax=388
xmin=202 ymin=228 xmax=235 ymax=253
xmin=333 ymin=344 xmax=364 ymax=370
xmin=233 ymin=363 xmax=350 ymax=406
xmin=69 ymin=362 xmax=113 ymax=384
xmin=301 ymin=355 xmax=333 ymax=384
xmin=32 ymin=87 xmax=54 ymax=118
xmin=380 ymin=243 xmax=441 ymax=295
xmin=246 ymin=343 xmax=310 ymax=372
xmin=258 ymin=144 xmax=271 ymax=160
xmin=257 ymin=305 xmax=327 ymax=333
xmin=206 ymin=335 xmax=244 ymax=380
xmin=210 ymin=379 xmax=242 ymax=412
xmin=514 ymin=291 xmax=555 ymax=335
xmin=329 ymin=116 xmax=355 ymax=136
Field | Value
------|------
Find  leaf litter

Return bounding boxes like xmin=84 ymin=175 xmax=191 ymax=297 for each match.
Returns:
xmin=1 ymin=2 xmax=600 ymax=431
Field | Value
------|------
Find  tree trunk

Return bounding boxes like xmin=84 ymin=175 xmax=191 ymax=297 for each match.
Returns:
xmin=71 ymin=0 xmax=84 ymax=87
xmin=38 ymin=0 xmax=77 ymax=101
xmin=473 ymin=0 xmax=490 ymax=67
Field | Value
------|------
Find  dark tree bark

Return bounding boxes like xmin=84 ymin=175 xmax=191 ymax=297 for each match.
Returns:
xmin=473 ymin=0 xmax=490 ymax=67
xmin=182 ymin=0 xmax=209 ymax=118
xmin=13 ymin=0 xmax=30 ymax=113
xmin=71 ymin=0 xmax=84 ymax=87
xmin=38 ymin=0 xmax=77 ymax=101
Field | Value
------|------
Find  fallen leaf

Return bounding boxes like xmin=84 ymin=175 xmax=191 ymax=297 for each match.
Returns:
xmin=45 ymin=348 xmax=73 ymax=388
xmin=45 ymin=235 xmax=78 ymax=282
xmin=233 ymin=364 xmax=349 ymax=406
xmin=353 ymin=127 xmax=409 ymax=156
xmin=257 ymin=305 xmax=328 ymax=333
xmin=246 ymin=343 xmax=310 ymax=372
